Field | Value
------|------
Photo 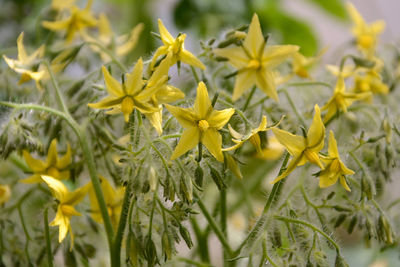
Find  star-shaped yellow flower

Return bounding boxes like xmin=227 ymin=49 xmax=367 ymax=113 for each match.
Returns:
xmin=42 ymin=175 xmax=89 ymax=245
xmin=0 ymin=184 xmax=11 ymax=205
xmin=3 ymin=32 xmax=45 ymax=85
xmin=214 ymin=14 xmax=299 ymax=102
xmin=42 ymin=0 xmax=97 ymax=43
xmin=347 ymin=3 xmax=385 ymax=56
xmin=21 ymin=139 xmax=71 ymax=184
xmin=89 ymin=176 xmax=124 ymax=228
xmin=271 ymin=105 xmax=325 ymax=183
xmin=319 ymin=131 xmax=354 ymax=191
xmin=88 ymin=58 xmax=159 ymax=122
xmin=223 ymin=115 xmax=280 ymax=154
xmin=291 ymin=49 xmax=326 ymax=79
xmin=353 ymin=69 xmax=389 ymax=102
xmin=82 ymin=13 xmax=143 ymax=61
xmin=165 ymin=82 xmax=234 ymax=162
xmin=150 ymin=19 xmax=205 ymax=70
xmin=322 ymin=75 xmax=370 ymax=123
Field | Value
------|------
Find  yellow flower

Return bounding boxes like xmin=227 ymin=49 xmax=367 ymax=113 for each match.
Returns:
xmin=82 ymin=13 xmax=144 ymax=61
xmin=3 ymin=32 xmax=45 ymax=85
xmin=291 ymin=49 xmax=326 ymax=79
xmin=322 ymin=75 xmax=370 ymax=123
xmin=150 ymin=19 xmax=205 ymax=70
xmin=223 ymin=115 xmax=280 ymax=154
xmin=255 ymin=135 xmax=285 ymax=160
xmin=347 ymin=3 xmax=385 ymax=56
xmin=0 ymin=185 xmax=11 ymax=205
xmin=214 ymin=14 xmax=299 ymax=102
xmin=353 ymin=69 xmax=389 ymax=102
xmin=319 ymin=131 xmax=354 ymax=191
xmin=21 ymin=139 xmax=71 ymax=184
xmin=165 ymin=82 xmax=234 ymax=162
xmin=271 ymin=105 xmax=325 ymax=183
xmin=326 ymin=64 xmax=355 ymax=78
xmin=42 ymin=0 xmax=97 ymax=43
xmin=41 ymin=175 xmax=89 ymax=244
xmin=88 ymin=58 xmax=159 ymax=122
xmin=89 ymin=176 xmax=124 ymax=228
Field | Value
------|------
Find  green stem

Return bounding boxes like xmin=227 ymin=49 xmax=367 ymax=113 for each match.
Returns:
xmin=235 ymin=152 xmax=290 ymax=255
xmin=18 ymin=205 xmax=32 ymax=264
xmin=44 ymin=61 xmax=70 ymax=116
xmin=44 ymin=208 xmax=54 ymax=267
xmin=282 ymin=90 xmax=306 ymax=127
xmin=274 ymin=216 xmax=341 ymax=253
xmin=242 ymin=86 xmax=256 ymax=111
xmin=190 ymin=66 xmax=200 ymax=84
xmin=194 ymin=192 xmax=233 ymax=255
xmin=220 ymin=188 xmax=228 ymax=265
xmin=113 ymin=180 xmax=134 ymax=267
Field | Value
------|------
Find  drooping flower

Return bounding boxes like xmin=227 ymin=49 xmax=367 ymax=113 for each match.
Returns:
xmin=42 ymin=0 xmax=97 ymax=43
xmin=322 ymin=75 xmax=370 ymax=123
xmin=214 ymin=14 xmax=299 ymax=102
xmin=165 ymin=82 xmax=234 ymax=162
xmin=347 ymin=3 xmax=385 ymax=56
xmin=271 ymin=105 xmax=325 ymax=183
xmin=318 ymin=131 xmax=354 ymax=191
xmin=255 ymin=135 xmax=285 ymax=160
xmin=89 ymin=176 xmax=124 ymax=228
xmin=82 ymin=13 xmax=143 ymax=61
xmin=87 ymin=58 xmax=159 ymax=122
xmin=0 ymin=185 xmax=11 ymax=205
xmin=42 ymin=175 xmax=89 ymax=245
xmin=150 ymin=19 xmax=205 ymax=70
xmin=21 ymin=139 xmax=71 ymax=184
xmin=223 ymin=115 xmax=281 ymax=154
xmin=3 ymin=32 xmax=45 ymax=85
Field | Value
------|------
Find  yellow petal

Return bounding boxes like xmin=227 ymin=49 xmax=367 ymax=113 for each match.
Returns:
xmin=145 ymin=108 xmax=163 ymax=135
xmin=158 ymin=19 xmax=174 ymax=45
xmin=180 ymin=50 xmax=206 ymax=70
xmin=262 ymin=45 xmax=299 ymax=69
xmin=339 ymin=176 xmax=351 ymax=191
xmin=194 ymin=82 xmax=212 ymax=118
xmin=371 ymin=20 xmax=385 ymax=35
xmin=150 ymin=46 xmax=169 ymax=70
xmin=327 ymin=131 xmax=339 ymax=157
xmin=307 ymin=104 xmax=325 ymax=152
xmin=88 ymin=96 xmax=122 ymax=109
xmin=23 ymin=150 xmax=46 ymax=172
xmin=213 ymin=47 xmax=249 ymax=69
xmin=165 ymin=104 xmax=196 ymax=128
xmin=232 ymin=70 xmax=256 ymax=101
xmin=102 ymin=66 xmax=123 ymax=97
xmin=41 ymin=175 xmax=68 ymax=201
xmin=319 ymin=171 xmax=339 ymax=188
xmin=202 ymin=128 xmax=223 ymax=162
xmin=171 ymin=127 xmax=200 ymax=160
xmin=20 ymin=174 xmax=42 ymax=184
xmin=116 ymin=23 xmax=144 ymax=56
xmin=270 ymin=155 xmax=303 ymax=184
xmin=225 ymin=153 xmax=243 ymax=179
xmin=207 ymin=108 xmax=235 ymax=130
xmin=65 ymin=184 xmax=90 ymax=206
xmin=228 ymin=124 xmax=243 ymax=140
xmin=243 ymin=14 xmax=264 ymax=58
xmin=50 ymin=206 xmax=70 ymax=242
xmin=42 ymin=19 xmax=71 ymax=31
xmin=57 ymin=143 xmax=72 ymax=170
xmin=255 ymin=70 xmax=278 ymax=101
xmin=156 ymin=85 xmax=185 ymax=103
xmin=0 ymin=185 xmax=11 ymax=205
xmin=16 ymin=32 xmax=28 ymax=63
xmin=46 ymin=139 xmax=59 ymax=167
xmin=126 ymin=58 xmax=144 ymax=95
xmin=346 ymin=3 xmax=364 ymax=27
xmin=98 ymin=13 xmax=112 ymax=43
xmin=271 ymin=128 xmax=306 ymax=157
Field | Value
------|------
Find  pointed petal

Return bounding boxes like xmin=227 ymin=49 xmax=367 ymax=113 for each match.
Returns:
xmin=145 ymin=109 xmax=163 ymax=135
xmin=319 ymin=171 xmax=339 ymax=188
xmin=194 ymin=82 xmax=212 ymax=118
xmin=23 ymin=150 xmax=46 ymax=172
xmin=65 ymin=184 xmax=90 ymax=205
xmin=46 ymin=139 xmax=58 ymax=167
xmin=232 ymin=71 xmax=256 ymax=101
xmin=346 ymin=3 xmax=364 ymax=27
xmin=307 ymin=105 xmax=325 ymax=152
xmin=270 ymin=155 xmax=302 ymax=184
xmin=180 ymin=50 xmax=206 ymax=70
xmin=371 ymin=20 xmax=385 ymax=34
xmin=42 ymin=19 xmax=71 ymax=31
xmin=150 ymin=46 xmax=169 ymax=70
xmin=57 ymin=143 xmax=72 ymax=169
xmin=170 ymin=127 xmax=200 ymax=160
xmin=207 ymin=108 xmax=234 ymax=130
xmin=228 ymin=124 xmax=244 ymax=139
xmin=20 ymin=174 xmax=42 ymax=184
xmin=102 ymin=66 xmax=123 ymax=97
xmin=339 ymin=176 xmax=351 ymax=191
xmin=328 ymin=131 xmax=339 ymax=157
xmin=243 ymin=14 xmax=264 ymax=58
xmin=221 ymin=141 xmax=244 ymax=152
xmin=202 ymin=129 xmax=224 ymax=162
xmin=213 ymin=47 xmax=249 ymax=69
xmin=272 ymin=128 xmax=306 ymax=157
xmin=158 ymin=19 xmax=174 ymax=44
xmin=16 ymin=32 xmax=28 ymax=63
xmin=126 ymin=58 xmax=144 ymax=95
xmin=165 ymin=104 xmax=196 ymax=128
xmin=41 ymin=175 xmax=68 ymax=201
xmin=340 ymin=161 xmax=355 ymax=175
xmin=255 ymin=70 xmax=279 ymax=101
xmin=88 ymin=96 xmax=122 ymax=109
xmin=156 ymin=85 xmax=185 ymax=103
xmin=116 ymin=23 xmax=144 ymax=56
xmin=262 ymin=45 xmax=299 ymax=68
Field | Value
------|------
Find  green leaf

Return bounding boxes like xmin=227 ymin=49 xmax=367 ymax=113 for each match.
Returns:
xmin=306 ymin=0 xmax=348 ymax=20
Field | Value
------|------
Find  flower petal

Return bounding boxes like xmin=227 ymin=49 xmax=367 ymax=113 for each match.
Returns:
xmin=165 ymin=104 xmax=196 ymax=128
xmin=232 ymin=70 xmax=256 ymax=101
xmin=272 ymin=128 xmax=306 ymax=157
xmin=171 ymin=127 xmax=200 ymax=160
xmin=194 ymin=82 xmax=212 ymax=118
xmin=243 ymin=14 xmax=264 ymax=58
xmin=255 ymin=70 xmax=278 ymax=101
xmin=180 ymin=50 xmax=206 ymax=70
xmin=307 ymin=104 xmax=325 ymax=152
xmin=23 ymin=150 xmax=46 ymax=172
xmin=41 ymin=175 xmax=68 ymax=201
xmin=126 ymin=58 xmax=144 ymax=95
xmin=207 ymin=108 xmax=235 ymax=130
xmin=202 ymin=128 xmax=224 ymax=162
xmin=328 ymin=130 xmax=339 ymax=157
xmin=213 ymin=47 xmax=249 ymax=69
xmin=46 ymin=139 xmax=59 ymax=167
xmin=158 ymin=19 xmax=174 ymax=45
xmin=262 ymin=45 xmax=299 ymax=69
xmin=102 ymin=66 xmax=123 ymax=97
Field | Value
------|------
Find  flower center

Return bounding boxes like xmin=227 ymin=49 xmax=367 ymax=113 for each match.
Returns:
xmin=121 ymin=96 xmax=134 ymax=116
xmin=358 ymin=35 xmax=374 ymax=49
xmin=247 ymin=59 xmax=260 ymax=69
xmin=172 ymin=35 xmax=185 ymax=54
xmin=296 ymin=68 xmax=309 ymax=78
xmin=47 ymin=167 xmax=61 ymax=179
xmin=304 ymin=149 xmax=320 ymax=166
xmin=198 ymin=120 xmax=209 ymax=132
